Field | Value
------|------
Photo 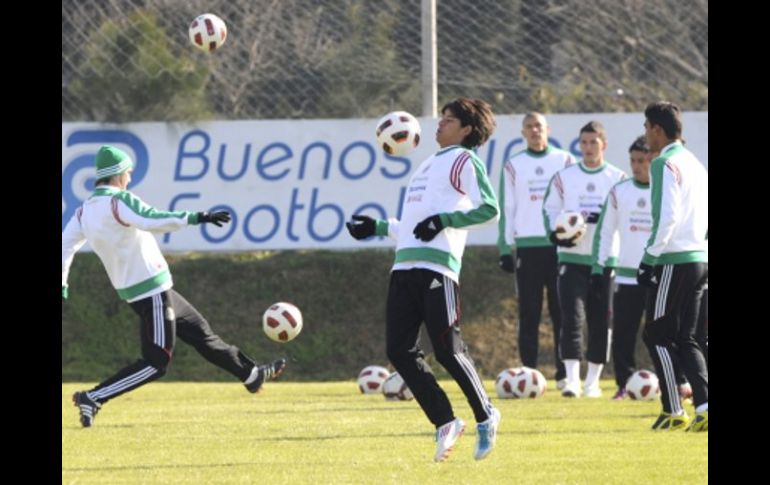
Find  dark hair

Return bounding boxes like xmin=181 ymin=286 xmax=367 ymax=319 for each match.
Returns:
xmin=579 ymin=120 xmax=607 ymax=143
xmin=441 ymin=97 xmax=496 ymax=149
xmin=95 ymin=177 xmax=113 ymax=186
xmin=644 ymin=101 xmax=682 ymax=139
xmin=629 ymin=135 xmax=648 ymax=153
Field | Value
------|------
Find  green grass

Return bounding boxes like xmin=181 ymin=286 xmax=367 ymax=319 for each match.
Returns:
xmin=63 ymin=380 xmax=707 ymax=484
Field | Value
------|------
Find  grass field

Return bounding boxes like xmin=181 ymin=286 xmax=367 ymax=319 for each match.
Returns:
xmin=62 ymin=380 xmax=707 ymax=484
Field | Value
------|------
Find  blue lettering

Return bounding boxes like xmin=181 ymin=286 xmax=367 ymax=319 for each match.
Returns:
xmin=299 ymin=142 xmax=332 ymax=180
xmin=243 ymin=205 xmax=280 ymax=243
xmin=256 ymin=143 xmax=292 ymax=180
xmin=501 ymin=138 xmax=524 ymax=162
xmin=484 ymin=139 xmax=496 ymax=174
xmin=307 ymin=188 xmax=344 ymax=241
xmin=339 ymin=142 xmax=375 ymax=180
xmin=163 ymin=192 xmax=200 ymax=243
xmin=380 ymin=153 xmax=411 ymax=179
xmin=216 ymin=143 xmax=251 ymax=181
xmin=548 ymin=137 xmax=562 ymax=149
xmin=395 ymin=186 xmax=406 ymax=220
xmin=176 ymin=130 xmax=211 ymax=181
xmin=286 ymin=188 xmax=304 ymax=242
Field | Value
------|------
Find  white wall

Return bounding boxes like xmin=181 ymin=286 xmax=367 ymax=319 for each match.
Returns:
xmin=62 ymin=112 xmax=707 ymax=251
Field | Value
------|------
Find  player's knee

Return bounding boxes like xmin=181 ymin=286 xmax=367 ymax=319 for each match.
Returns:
xmin=145 ymin=346 xmax=173 ymax=373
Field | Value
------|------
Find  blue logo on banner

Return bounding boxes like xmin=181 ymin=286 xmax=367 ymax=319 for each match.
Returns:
xmin=62 ymin=130 xmax=149 ymax=229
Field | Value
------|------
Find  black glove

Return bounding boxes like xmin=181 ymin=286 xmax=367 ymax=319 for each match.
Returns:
xmin=413 ymin=214 xmax=444 ymax=242
xmin=585 ymin=211 xmax=601 ymax=224
xmin=346 ymin=215 xmax=376 ymax=240
xmin=197 ymin=211 xmax=231 ymax=227
xmin=637 ymin=262 xmax=658 ymax=287
xmin=549 ymin=231 xmax=578 ymax=248
xmin=499 ymin=254 xmax=515 ymax=273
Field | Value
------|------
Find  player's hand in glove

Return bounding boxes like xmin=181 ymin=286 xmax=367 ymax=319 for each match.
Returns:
xmin=413 ymin=214 xmax=444 ymax=242
xmin=585 ymin=211 xmax=602 ymax=224
xmin=549 ymin=230 xmax=579 ymax=248
xmin=346 ymin=215 xmax=376 ymax=240
xmin=637 ymin=262 xmax=658 ymax=287
xmin=499 ymin=254 xmax=516 ymax=273
xmin=197 ymin=211 xmax=231 ymax=227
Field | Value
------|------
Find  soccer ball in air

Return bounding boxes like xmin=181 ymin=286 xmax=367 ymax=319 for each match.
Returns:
xmin=494 ymin=367 xmax=523 ymax=398
xmin=357 ymin=365 xmax=390 ymax=394
xmin=382 ymin=372 xmax=414 ymax=401
xmin=625 ymin=369 xmax=660 ymax=401
xmin=262 ymin=302 xmax=303 ymax=343
xmin=188 ymin=13 xmax=227 ymax=52
xmin=375 ymin=111 xmax=421 ymax=156
xmin=554 ymin=211 xmax=587 ymax=242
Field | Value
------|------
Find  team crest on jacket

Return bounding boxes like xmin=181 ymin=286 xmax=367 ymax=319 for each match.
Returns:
xmin=586 ymin=182 xmax=596 ymax=193
xmin=535 ymin=166 xmax=544 ymax=176
xmin=637 ymin=198 xmax=646 ymax=208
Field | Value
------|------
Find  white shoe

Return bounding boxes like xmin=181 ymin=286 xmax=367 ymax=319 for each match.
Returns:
xmin=556 ymin=378 xmax=568 ymax=391
xmin=561 ymin=380 xmax=582 ymax=398
xmin=474 ymin=408 xmax=501 ymax=460
xmin=583 ymin=384 xmax=602 ymax=398
xmin=434 ymin=418 xmax=465 ymax=462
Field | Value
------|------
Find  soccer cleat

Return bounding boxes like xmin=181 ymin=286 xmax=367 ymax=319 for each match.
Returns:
xmin=612 ymin=388 xmax=627 ymax=400
xmin=686 ymin=411 xmax=708 ymax=432
xmin=434 ymin=417 xmax=465 ymax=462
xmin=556 ymin=378 xmax=568 ymax=391
xmin=583 ymin=384 xmax=603 ymax=398
xmin=245 ymin=358 xmax=287 ymax=394
xmin=72 ymin=391 xmax=101 ymax=428
xmin=651 ymin=412 xmax=690 ymax=431
xmin=474 ymin=408 xmax=501 ymax=460
xmin=561 ymin=380 xmax=581 ymax=398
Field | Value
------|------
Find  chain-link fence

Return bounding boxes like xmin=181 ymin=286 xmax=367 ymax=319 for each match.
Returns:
xmin=62 ymin=0 xmax=707 ymax=122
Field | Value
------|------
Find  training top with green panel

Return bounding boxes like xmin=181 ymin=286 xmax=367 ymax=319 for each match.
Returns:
xmin=61 ymin=186 xmax=200 ymax=302
xmin=591 ymin=178 xmax=652 ymax=284
xmin=374 ymin=145 xmax=499 ymax=283
xmin=496 ymin=145 xmax=576 ymax=255
xmin=641 ymin=142 xmax=708 ymax=265
xmin=542 ymin=161 xmax=626 ymax=266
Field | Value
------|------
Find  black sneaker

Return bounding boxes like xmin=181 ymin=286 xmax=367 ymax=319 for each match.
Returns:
xmin=245 ymin=358 xmax=287 ymax=394
xmin=73 ymin=391 xmax=101 ymax=427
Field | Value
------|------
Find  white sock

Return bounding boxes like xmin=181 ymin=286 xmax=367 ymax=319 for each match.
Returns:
xmin=696 ymin=402 xmax=708 ymax=413
xmin=564 ymin=359 xmax=580 ymax=384
xmin=584 ymin=362 xmax=604 ymax=389
xmin=243 ymin=366 xmax=259 ymax=385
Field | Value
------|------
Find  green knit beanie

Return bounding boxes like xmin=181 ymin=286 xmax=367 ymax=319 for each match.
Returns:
xmin=95 ymin=145 xmax=134 ymax=179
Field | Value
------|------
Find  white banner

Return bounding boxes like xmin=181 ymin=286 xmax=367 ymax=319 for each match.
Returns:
xmin=62 ymin=112 xmax=707 ymax=251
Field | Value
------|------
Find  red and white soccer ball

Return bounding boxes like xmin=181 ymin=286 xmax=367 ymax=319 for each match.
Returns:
xmin=554 ymin=211 xmax=587 ymax=242
xmin=382 ymin=372 xmax=414 ymax=401
xmin=495 ymin=367 xmax=546 ymax=398
xmin=357 ymin=365 xmax=390 ymax=394
xmin=495 ymin=367 xmax=523 ymax=398
xmin=375 ymin=111 xmax=421 ymax=156
xmin=188 ymin=13 xmax=228 ymax=52
xmin=625 ymin=369 xmax=660 ymax=401
xmin=262 ymin=302 xmax=303 ymax=343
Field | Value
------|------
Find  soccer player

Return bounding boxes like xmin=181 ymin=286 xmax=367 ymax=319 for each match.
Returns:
xmin=346 ymin=98 xmax=501 ymax=462
xmin=638 ymin=102 xmax=708 ymax=431
xmin=542 ymin=121 xmax=626 ymax=398
xmin=497 ymin=112 xmax=575 ymax=390
xmin=62 ymin=145 xmax=286 ymax=428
